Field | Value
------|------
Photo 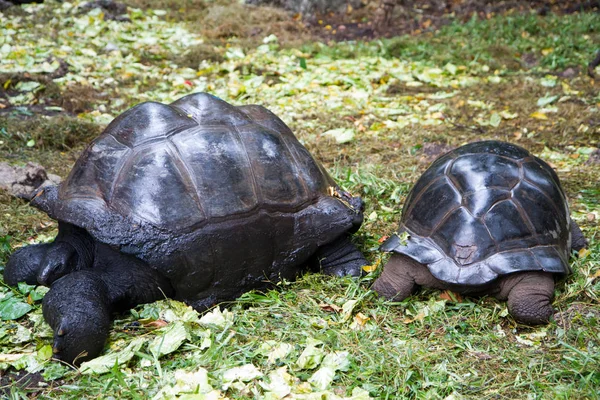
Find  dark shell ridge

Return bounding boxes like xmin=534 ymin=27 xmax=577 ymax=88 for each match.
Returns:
xmin=381 ymin=140 xmax=572 ymax=285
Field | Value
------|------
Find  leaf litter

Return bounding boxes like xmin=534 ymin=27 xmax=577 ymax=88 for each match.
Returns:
xmin=0 ymin=0 xmax=599 ymax=398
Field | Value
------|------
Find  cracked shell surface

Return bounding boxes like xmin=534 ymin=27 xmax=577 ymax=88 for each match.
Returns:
xmin=381 ymin=140 xmax=572 ymax=286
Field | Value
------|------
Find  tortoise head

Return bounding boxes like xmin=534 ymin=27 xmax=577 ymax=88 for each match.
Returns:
xmin=30 ymin=184 xmax=59 ymax=217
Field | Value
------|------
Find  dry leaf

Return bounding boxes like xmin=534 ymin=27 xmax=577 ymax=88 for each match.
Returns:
xmin=145 ymin=319 xmax=169 ymax=328
xmin=513 ymin=131 xmax=523 ymax=140
xmin=353 ymin=313 xmax=369 ymax=326
xmin=319 ymin=303 xmax=342 ymax=313
xmin=579 ymin=248 xmax=591 ymax=258
xmin=587 ymin=213 xmax=595 ymax=222
xmin=439 ymin=291 xmax=463 ymax=302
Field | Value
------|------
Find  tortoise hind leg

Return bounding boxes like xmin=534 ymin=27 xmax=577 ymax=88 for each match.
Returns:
xmin=315 ymin=235 xmax=367 ymax=277
xmin=570 ymin=221 xmax=588 ymax=252
xmin=43 ymin=244 xmax=174 ymax=365
xmin=495 ymin=271 xmax=554 ymax=325
xmin=372 ymin=254 xmax=446 ymax=301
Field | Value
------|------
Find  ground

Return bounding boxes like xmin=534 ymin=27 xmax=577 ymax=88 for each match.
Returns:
xmin=0 ymin=0 xmax=599 ymax=398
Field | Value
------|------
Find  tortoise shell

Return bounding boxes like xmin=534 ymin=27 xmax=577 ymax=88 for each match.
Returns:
xmin=381 ymin=141 xmax=573 ymax=286
xmin=31 ymin=93 xmax=362 ymax=301
xmin=52 ymin=93 xmax=336 ymax=231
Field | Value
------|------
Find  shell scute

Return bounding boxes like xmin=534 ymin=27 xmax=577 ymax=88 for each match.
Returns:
xmin=432 ymin=207 xmax=495 ymax=266
xmin=105 ymin=101 xmax=196 ymax=148
xmin=110 ymin=145 xmax=204 ymax=228
xmin=404 ymin=176 xmax=462 ymax=236
xmin=449 ymin=154 xmax=520 ymax=193
xmin=483 ymin=200 xmax=532 ymax=243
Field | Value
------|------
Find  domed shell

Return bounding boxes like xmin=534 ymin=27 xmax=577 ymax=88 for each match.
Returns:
xmin=32 ymin=93 xmax=342 ymax=246
xmin=381 ymin=141 xmax=573 ymax=285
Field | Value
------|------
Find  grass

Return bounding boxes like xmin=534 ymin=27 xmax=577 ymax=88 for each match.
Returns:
xmin=1 ymin=1 xmax=599 ymax=399
xmin=302 ymin=12 xmax=600 ymax=73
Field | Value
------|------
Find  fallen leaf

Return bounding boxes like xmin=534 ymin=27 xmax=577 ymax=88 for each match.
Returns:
xmin=489 ymin=112 xmax=501 ymax=127
xmin=362 ymin=264 xmax=378 ymax=273
xmin=148 ymin=321 xmax=189 ymax=358
xmin=439 ymin=291 xmax=463 ymax=302
xmin=322 ymin=128 xmax=355 ymax=144
xmin=319 ymin=303 xmax=342 ymax=313
xmin=587 ymin=213 xmax=596 ymax=222
xmin=541 ymin=48 xmax=554 ymax=56
xmin=537 ymin=95 xmax=559 ymax=107
xmin=144 ymin=319 xmax=169 ymax=328
xmin=513 ymin=131 xmax=523 ymax=140
xmin=530 ymin=111 xmax=548 ymax=120
xmin=80 ymin=337 xmax=145 ymax=374
xmin=221 ymin=364 xmax=263 ymax=390
xmin=353 ymin=312 xmax=370 ymax=326
xmin=579 ymin=248 xmax=591 ymax=258
xmin=295 ymin=338 xmax=325 ymax=370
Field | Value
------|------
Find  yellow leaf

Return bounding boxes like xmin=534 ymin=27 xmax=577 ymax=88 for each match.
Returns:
xmin=362 ymin=264 xmax=378 ymax=273
xmin=579 ymin=248 xmax=591 ymax=258
xmin=541 ymin=48 xmax=554 ymax=56
xmin=530 ymin=111 xmax=548 ymax=120
xmin=353 ymin=313 xmax=370 ymax=326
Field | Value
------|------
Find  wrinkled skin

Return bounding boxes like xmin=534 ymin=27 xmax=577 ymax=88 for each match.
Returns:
xmin=4 ymin=93 xmax=367 ymax=365
xmin=375 ymin=222 xmax=587 ymax=325
xmin=374 ymin=254 xmax=557 ymax=325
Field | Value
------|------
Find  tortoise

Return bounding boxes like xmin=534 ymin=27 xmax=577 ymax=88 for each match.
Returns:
xmin=4 ymin=93 xmax=367 ymax=364
xmin=372 ymin=140 xmax=587 ymax=325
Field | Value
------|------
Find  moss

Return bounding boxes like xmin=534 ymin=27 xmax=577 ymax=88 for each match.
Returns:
xmin=0 ymin=115 xmax=102 ymax=152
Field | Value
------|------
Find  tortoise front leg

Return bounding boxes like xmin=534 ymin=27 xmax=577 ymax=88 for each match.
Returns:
xmin=4 ymin=243 xmax=53 ymax=286
xmin=315 ymin=234 xmax=367 ymax=277
xmin=372 ymin=253 xmax=446 ymax=301
xmin=43 ymin=271 xmax=112 ymax=365
xmin=43 ymin=245 xmax=174 ymax=365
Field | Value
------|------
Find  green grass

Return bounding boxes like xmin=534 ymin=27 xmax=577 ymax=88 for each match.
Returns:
xmin=1 ymin=1 xmax=599 ymax=399
xmin=303 ymin=12 xmax=600 ymax=72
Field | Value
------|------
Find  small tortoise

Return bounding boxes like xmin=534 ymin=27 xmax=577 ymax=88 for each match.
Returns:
xmin=373 ymin=141 xmax=587 ymax=324
xmin=4 ymin=93 xmax=367 ymax=364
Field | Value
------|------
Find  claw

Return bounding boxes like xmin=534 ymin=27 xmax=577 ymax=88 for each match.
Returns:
xmin=37 ymin=242 xmax=78 ymax=286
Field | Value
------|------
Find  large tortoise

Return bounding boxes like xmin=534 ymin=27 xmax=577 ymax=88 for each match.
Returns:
xmin=373 ymin=141 xmax=587 ymax=324
xmin=4 ymin=93 xmax=367 ymax=364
